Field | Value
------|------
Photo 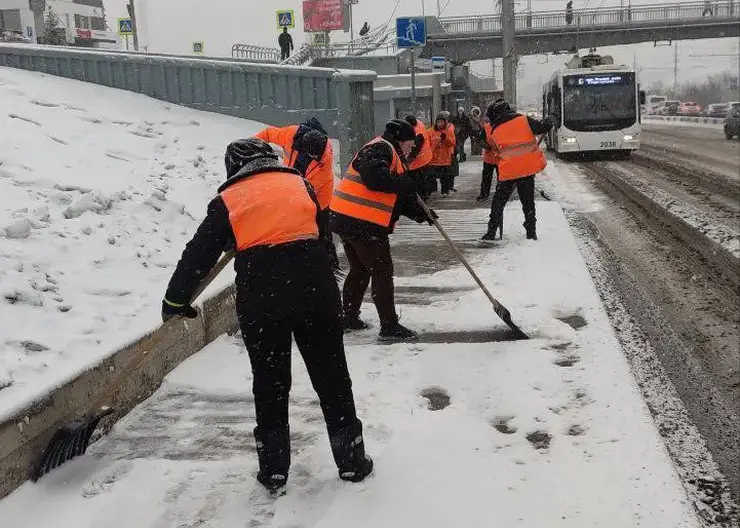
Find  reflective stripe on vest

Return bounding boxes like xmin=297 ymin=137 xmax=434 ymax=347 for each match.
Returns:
xmin=330 ymin=137 xmax=403 ymax=227
xmin=220 ymin=171 xmax=319 ymax=250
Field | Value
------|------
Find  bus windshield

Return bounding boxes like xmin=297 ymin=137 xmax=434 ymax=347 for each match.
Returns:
xmin=562 ymin=72 xmax=637 ymax=132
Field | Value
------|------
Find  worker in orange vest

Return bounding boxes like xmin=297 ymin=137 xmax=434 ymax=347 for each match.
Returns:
xmin=427 ymin=112 xmax=457 ymax=197
xmin=254 ymin=118 xmax=339 ymax=273
xmin=480 ymin=99 xmax=553 ymax=241
xmin=404 ymin=115 xmax=433 ymax=200
xmin=162 ymin=139 xmax=372 ymax=494
xmin=330 ymin=120 xmax=437 ymax=341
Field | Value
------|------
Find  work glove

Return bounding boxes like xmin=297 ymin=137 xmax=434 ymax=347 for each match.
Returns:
xmin=161 ymin=299 xmax=198 ymax=322
xmin=440 ymin=132 xmax=447 ymax=141
xmin=425 ymin=208 xmax=439 ymax=226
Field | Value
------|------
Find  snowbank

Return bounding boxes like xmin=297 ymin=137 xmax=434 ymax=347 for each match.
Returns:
xmin=0 ymin=197 xmax=700 ymax=526
xmin=0 ymin=67 xmax=266 ymax=422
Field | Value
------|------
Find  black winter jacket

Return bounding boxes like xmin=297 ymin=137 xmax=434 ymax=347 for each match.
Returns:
xmin=164 ymin=159 xmax=323 ymax=306
xmin=330 ymin=133 xmax=429 ymax=239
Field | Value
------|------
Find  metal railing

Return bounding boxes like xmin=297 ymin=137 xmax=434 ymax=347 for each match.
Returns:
xmin=0 ymin=43 xmax=376 ymax=170
xmin=468 ymin=71 xmax=498 ymax=93
xmin=231 ymin=43 xmax=281 ymax=63
xmin=439 ymin=0 xmax=739 ymax=34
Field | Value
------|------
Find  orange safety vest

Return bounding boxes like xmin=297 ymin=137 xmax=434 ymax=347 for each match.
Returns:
xmin=254 ymin=125 xmax=334 ymax=210
xmin=482 ymin=123 xmax=500 ymax=166
xmin=409 ymin=121 xmax=433 ymax=170
xmin=330 ymin=137 xmax=405 ymax=228
xmin=484 ymin=115 xmax=546 ymax=181
xmin=220 ymin=170 xmax=319 ymax=250
xmin=428 ymin=124 xmax=456 ymax=167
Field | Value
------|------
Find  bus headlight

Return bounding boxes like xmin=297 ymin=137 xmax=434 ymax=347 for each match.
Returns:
xmin=623 ymin=135 xmax=634 ymax=141
xmin=562 ymin=137 xmax=577 ymax=143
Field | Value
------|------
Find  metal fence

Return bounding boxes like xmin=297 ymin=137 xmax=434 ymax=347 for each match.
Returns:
xmin=0 ymin=43 xmax=376 ymax=169
xmin=439 ymin=0 xmax=739 ymax=34
xmin=231 ymin=43 xmax=281 ymax=63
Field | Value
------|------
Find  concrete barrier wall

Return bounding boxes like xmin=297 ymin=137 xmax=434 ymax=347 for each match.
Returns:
xmin=0 ymin=43 xmax=378 ymax=170
xmin=0 ymin=283 xmax=239 ymax=500
xmin=644 ymin=115 xmax=725 ymax=126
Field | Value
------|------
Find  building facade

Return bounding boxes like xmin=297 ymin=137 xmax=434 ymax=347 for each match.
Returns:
xmin=0 ymin=0 xmax=116 ymax=47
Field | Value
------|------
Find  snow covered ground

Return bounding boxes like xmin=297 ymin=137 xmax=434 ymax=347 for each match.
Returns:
xmin=0 ymin=191 xmax=701 ymax=525
xmin=0 ymin=67 xmax=265 ymax=422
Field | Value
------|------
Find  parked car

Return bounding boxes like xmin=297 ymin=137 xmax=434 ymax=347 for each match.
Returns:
xmin=658 ymin=101 xmax=681 ymax=116
xmin=678 ymin=101 xmax=701 ymax=116
xmin=724 ymin=104 xmax=740 ymax=140
xmin=702 ymin=103 xmax=729 ymax=118
xmin=0 ymin=30 xmax=31 ymax=44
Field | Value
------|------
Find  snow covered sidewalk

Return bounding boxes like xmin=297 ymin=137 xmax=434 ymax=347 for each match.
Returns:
xmin=0 ymin=181 xmax=700 ymax=525
xmin=0 ymin=67 xmax=264 ymax=422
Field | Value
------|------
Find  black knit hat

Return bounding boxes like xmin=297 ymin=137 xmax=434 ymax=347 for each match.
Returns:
xmin=385 ymin=119 xmax=416 ymax=141
xmin=487 ymin=99 xmax=512 ymax=121
xmin=301 ymin=129 xmax=328 ymax=158
xmin=405 ymin=115 xmax=418 ymax=127
xmin=224 ymin=138 xmax=278 ymax=177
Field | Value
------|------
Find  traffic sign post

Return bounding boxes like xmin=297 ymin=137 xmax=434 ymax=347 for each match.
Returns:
xmin=276 ymin=10 xmax=295 ymax=29
xmin=192 ymin=41 xmax=204 ymax=54
xmin=396 ymin=17 xmax=426 ymax=111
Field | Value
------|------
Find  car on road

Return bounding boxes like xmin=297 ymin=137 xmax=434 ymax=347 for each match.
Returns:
xmin=678 ymin=101 xmax=701 ymax=116
xmin=724 ymin=104 xmax=740 ymax=140
xmin=702 ymin=103 xmax=729 ymax=118
xmin=657 ymin=100 xmax=680 ymax=116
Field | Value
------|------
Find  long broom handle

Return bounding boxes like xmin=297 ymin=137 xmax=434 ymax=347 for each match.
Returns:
xmin=415 ymin=195 xmax=528 ymax=338
xmin=84 ymin=250 xmax=236 ymax=414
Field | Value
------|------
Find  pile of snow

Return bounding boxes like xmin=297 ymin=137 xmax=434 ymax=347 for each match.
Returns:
xmin=0 ymin=200 xmax=701 ymax=526
xmin=0 ymin=67 xmax=267 ymax=421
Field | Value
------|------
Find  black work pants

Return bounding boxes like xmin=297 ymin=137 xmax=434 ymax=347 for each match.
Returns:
xmin=488 ymin=175 xmax=536 ymax=231
xmin=281 ymin=48 xmax=290 ymax=60
xmin=408 ymin=168 xmax=429 ymax=200
xmin=235 ymin=241 xmax=358 ymax=472
xmin=479 ymin=162 xmax=496 ymax=199
xmin=429 ymin=166 xmax=453 ymax=194
xmin=340 ymin=235 xmax=397 ymax=328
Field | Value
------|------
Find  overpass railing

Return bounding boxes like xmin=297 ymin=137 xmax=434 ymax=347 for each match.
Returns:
xmin=0 ymin=43 xmax=376 ymax=169
xmin=231 ymin=43 xmax=281 ymax=63
xmin=438 ymin=0 xmax=739 ymax=34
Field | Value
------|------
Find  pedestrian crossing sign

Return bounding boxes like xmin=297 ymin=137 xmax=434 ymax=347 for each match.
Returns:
xmin=192 ymin=41 xmax=204 ymax=54
xmin=276 ymin=10 xmax=295 ymax=29
xmin=117 ymin=18 xmax=133 ymax=36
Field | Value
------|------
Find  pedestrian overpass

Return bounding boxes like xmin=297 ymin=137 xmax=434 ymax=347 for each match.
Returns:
xmin=421 ymin=0 xmax=740 ymax=63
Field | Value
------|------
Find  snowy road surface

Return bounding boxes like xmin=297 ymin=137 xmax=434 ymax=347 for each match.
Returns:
xmin=0 ymin=67 xmax=264 ymax=422
xmin=0 ymin=190 xmax=700 ymax=525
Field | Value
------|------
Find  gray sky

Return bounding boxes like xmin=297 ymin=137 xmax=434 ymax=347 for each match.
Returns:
xmin=103 ymin=0 xmax=738 ymax=105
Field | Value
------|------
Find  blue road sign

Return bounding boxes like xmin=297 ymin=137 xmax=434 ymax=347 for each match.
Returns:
xmin=396 ymin=17 xmax=426 ymax=48
xmin=276 ymin=10 xmax=295 ymax=29
xmin=117 ymin=18 xmax=133 ymax=35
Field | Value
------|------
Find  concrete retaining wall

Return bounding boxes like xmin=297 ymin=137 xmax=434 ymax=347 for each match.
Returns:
xmin=0 ymin=283 xmax=239 ymax=500
xmin=644 ymin=115 xmax=724 ymax=126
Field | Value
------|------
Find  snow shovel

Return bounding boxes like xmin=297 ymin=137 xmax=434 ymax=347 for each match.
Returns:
xmin=32 ymin=250 xmax=236 ymax=480
xmin=416 ymin=195 xmax=529 ymax=340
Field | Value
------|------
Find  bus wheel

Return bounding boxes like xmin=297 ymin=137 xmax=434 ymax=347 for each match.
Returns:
xmin=617 ymin=150 xmax=632 ymax=160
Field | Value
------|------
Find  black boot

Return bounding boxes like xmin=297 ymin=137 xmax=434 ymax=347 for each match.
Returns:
xmin=525 ymin=224 xmax=537 ymax=240
xmin=329 ymin=420 xmax=374 ymax=483
xmin=254 ymin=426 xmax=290 ymax=494
xmin=344 ymin=316 xmax=370 ymax=332
xmin=379 ymin=322 xmax=418 ymax=342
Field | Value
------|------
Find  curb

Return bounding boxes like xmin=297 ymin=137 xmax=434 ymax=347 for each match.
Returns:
xmin=0 ymin=284 xmax=238 ymax=500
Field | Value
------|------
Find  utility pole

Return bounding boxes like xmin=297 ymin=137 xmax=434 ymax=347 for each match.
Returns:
xmin=501 ymin=0 xmax=517 ymax=107
xmin=126 ymin=0 xmax=139 ymax=51
xmin=673 ymin=42 xmax=678 ymax=92
xmin=437 ymin=0 xmax=441 ymax=16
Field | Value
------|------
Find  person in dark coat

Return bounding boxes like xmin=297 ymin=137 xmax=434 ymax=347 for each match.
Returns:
xmin=162 ymin=138 xmax=372 ymax=494
xmin=451 ymin=107 xmax=472 ymax=162
xmin=565 ymin=0 xmax=574 ymax=25
xmin=278 ymin=27 xmax=294 ymax=60
xmin=476 ymin=100 xmax=553 ymax=241
xmin=330 ymin=120 xmax=437 ymax=341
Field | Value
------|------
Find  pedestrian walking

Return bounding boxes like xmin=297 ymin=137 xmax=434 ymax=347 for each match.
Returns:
xmin=428 ymin=113 xmax=457 ymax=197
xmin=405 ymin=115 xmax=433 ymax=201
xmin=479 ymin=99 xmax=553 ymax=241
xmin=565 ymin=0 xmax=573 ymax=25
xmin=469 ymin=106 xmax=484 ymax=156
xmin=162 ymin=138 xmax=372 ymax=495
xmin=330 ymin=119 xmax=438 ymax=341
xmin=451 ymin=107 xmax=472 ymax=162
xmin=278 ymin=27 xmax=294 ymax=60
xmin=254 ymin=118 xmax=339 ymax=275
